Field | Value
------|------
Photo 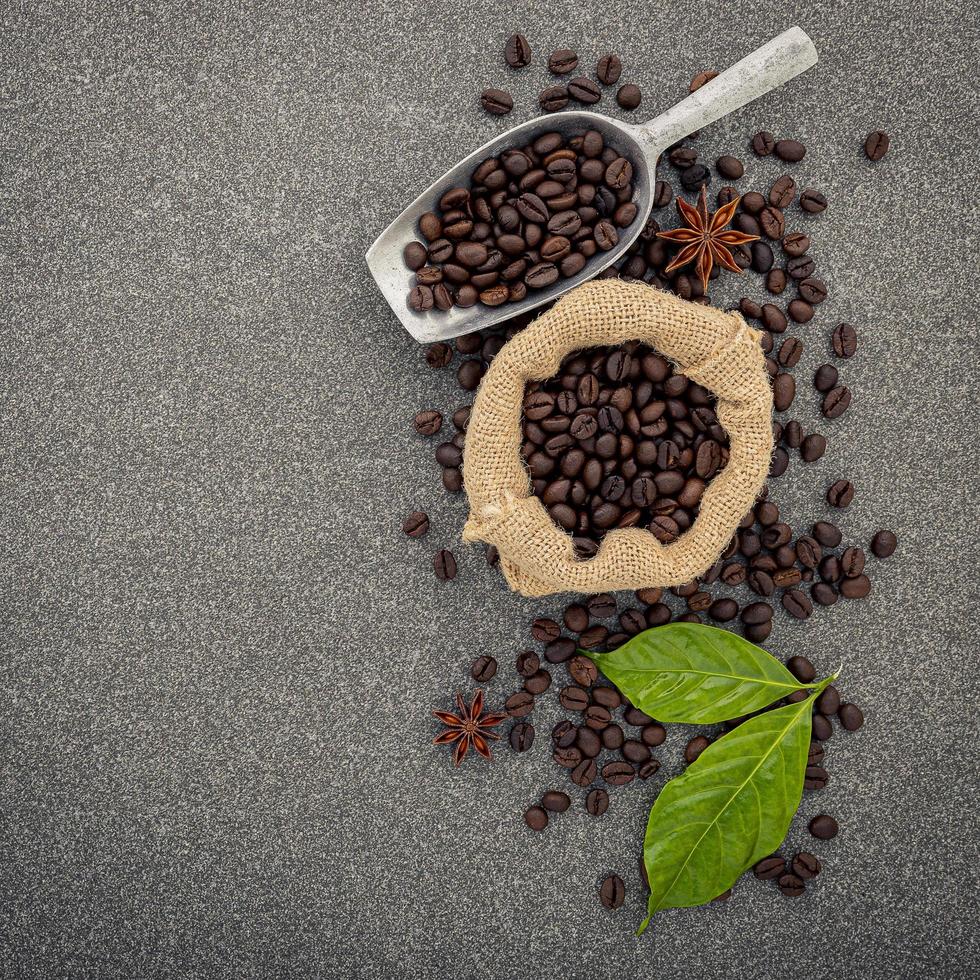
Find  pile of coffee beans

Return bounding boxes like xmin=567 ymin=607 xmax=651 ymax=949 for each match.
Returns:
xmin=404 ymin=129 xmax=639 ymax=312
xmin=520 ymin=343 xmax=729 ymax=557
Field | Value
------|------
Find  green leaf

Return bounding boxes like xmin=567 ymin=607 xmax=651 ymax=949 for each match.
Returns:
xmin=588 ymin=623 xmax=814 ymax=724
xmin=638 ymin=685 xmax=830 ymax=934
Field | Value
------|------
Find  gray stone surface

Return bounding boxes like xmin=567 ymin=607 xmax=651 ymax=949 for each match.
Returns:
xmin=2 ymin=2 xmax=978 ymax=977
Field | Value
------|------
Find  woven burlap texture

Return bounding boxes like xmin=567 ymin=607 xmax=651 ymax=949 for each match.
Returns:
xmin=461 ymin=278 xmax=774 ymax=597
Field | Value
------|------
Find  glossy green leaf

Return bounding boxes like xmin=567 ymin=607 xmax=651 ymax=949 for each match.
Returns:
xmin=638 ymin=685 xmax=830 ymax=934
xmin=587 ymin=623 xmax=815 ymax=724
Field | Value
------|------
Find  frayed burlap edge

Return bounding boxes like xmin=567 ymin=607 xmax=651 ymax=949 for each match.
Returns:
xmin=461 ymin=278 xmax=773 ymax=597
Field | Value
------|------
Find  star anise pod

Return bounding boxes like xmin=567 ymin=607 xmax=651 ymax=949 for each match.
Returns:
xmin=656 ymin=185 xmax=759 ymax=293
xmin=432 ymin=689 xmax=507 ymax=765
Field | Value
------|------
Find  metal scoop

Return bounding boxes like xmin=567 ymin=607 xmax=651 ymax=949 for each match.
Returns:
xmin=367 ymin=27 xmax=817 ymax=344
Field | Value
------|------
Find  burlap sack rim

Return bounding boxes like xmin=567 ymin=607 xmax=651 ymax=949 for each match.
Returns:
xmin=462 ymin=278 xmax=773 ymax=597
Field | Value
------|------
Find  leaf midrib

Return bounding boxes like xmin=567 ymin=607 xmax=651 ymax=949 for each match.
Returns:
xmin=610 ymin=664 xmax=805 ymax=690
xmin=651 ymin=694 xmax=814 ymax=913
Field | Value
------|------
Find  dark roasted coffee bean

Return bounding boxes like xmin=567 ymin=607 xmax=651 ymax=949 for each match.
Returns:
xmin=827 ymin=479 xmax=855 ymax=507
xmin=787 ymin=255 xmax=815 ymax=280
xmin=814 ymin=363 xmax=839 ymax=392
xmin=576 ymin=725 xmax=602 ymax=758
xmin=599 ymin=873 xmax=625 ymax=910
xmin=504 ymin=33 xmax=532 ymax=69
xmin=778 ymin=872 xmax=806 ymax=897
xmin=772 ymin=372 xmax=796 ymax=412
xmin=568 ymin=76 xmax=601 ymax=104
xmin=793 ymin=852 xmax=821 ymax=879
xmin=567 ymin=654 xmax=597 ymax=687
xmin=531 ymin=617 xmax=561 ymax=642
xmin=839 ymin=702 xmax=865 ymax=731
xmin=616 ymin=83 xmax=641 ymax=109
xmin=516 ymin=650 xmax=540 ymax=677
xmin=584 ymin=703 xmax=613 ymax=730
xmin=571 ymin=757 xmax=597 ymax=787
xmin=586 ymin=787 xmax=610 ymax=815
xmin=481 ymin=88 xmax=514 ymax=115
xmin=841 ymin=546 xmax=866 ymax=578
xmin=800 ymin=188 xmax=827 ymax=213
xmin=801 ymin=433 xmax=827 ymax=462
xmin=716 ymin=154 xmax=744 ymax=179
xmin=769 ymin=174 xmax=796 ymax=207
xmin=559 ymin=685 xmax=589 ymax=711
xmin=404 ymin=240 xmax=428 ymax=270
xmin=799 ymin=277 xmax=828 ymax=303
xmin=864 ymin=130 xmax=890 ymax=160
xmin=840 ymin=573 xmax=872 ymax=599
xmin=775 ymin=139 xmax=806 ymax=162
xmin=506 ymin=690 xmax=534 ymax=717
xmin=524 ymin=669 xmax=552 ymax=695
xmin=681 ymin=164 xmax=710 ymax=191
xmin=602 ymin=760 xmax=635 ymax=786
xmin=812 ymin=713 xmax=833 ymax=741
xmin=782 ymin=589 xmax=813 ymax=619
xmin=822 ymin=386 xmax=852 ymax=420
xmin=809 ymin=813 xmax=839 ymax=839
xmin=684 ymin=735 xmax=710 ymax=763
xmin=751 ymin=130 xmax=776 ymax=156
xmin=622 ymin=739 xmax=650 ymax=764
xmin=510 ymin=721 xmax=535 ymax=752
xmin=524 ymin=805 xmax=548 ymax=831
xmin=871 ymin=529 xmax=897 ymax=558
xmin=817 ymin=685 xmax=842 ymax=716
xmin=538 ymin=85 xmax=569 ymax=112
xmin=804 ymin=764 xmax=828 ymax=790
xmin=812 ymin=582 xmax=838 ymax=606
xmin=413 ymin=409 xmax=443 ymax=436
xmin=541 ymin=789 xmax=571 ymax=813
xmin=741 ymin=602 xmax=773 ymax=626
xmin=640 ymin=723 xmax=666 ymax=747
xmin=754 ymin=855 xmax=787 ymax=880
xmin=595 ymin=52 xmax=623 ymax=85
xmin=653 ymin=180 xmax=673 ymax=208
xmin=548 ymin=48 xmax=578 ymax=74
xmin=709 ymin=598 xmax=738 ymax=622
xmin=601 ymin=724 xmax=625 ymax=751
xmin=402 ymin=511 xmax=430 ymax=538
xmin=787 ymin=656 xmax=816 ymax=683
xmin=832 ymin=322 xmax=858 ymax=358
xmin=433 ymin=549 xmax=457 ymax=580
xmin=623 ymin=706 xmax=653 ymax=726
xmin=552 ymin=719 xmax=576 ymax=748
xmin=471 ymin=654 xmax=497 ymax=682
xmin=553 ymin=745 xmax=581 ymax=769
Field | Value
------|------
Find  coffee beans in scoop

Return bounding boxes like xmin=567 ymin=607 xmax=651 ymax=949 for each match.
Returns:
xmin=404 ymin=130 xmax=638 ymax=312
xmin=520 ymin=343 xmax=729 ymax=556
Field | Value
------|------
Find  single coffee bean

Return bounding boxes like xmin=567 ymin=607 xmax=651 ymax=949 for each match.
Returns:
xmin=822 ymin=386 xmax=852 ymax=420
xmin=524 ymin=669 xmax=552 ymax=695
xmin=809 ymin=813 xmax=839 ymax=840
xmin=538 ymin=85 xmax=569 ymax=112
xmin=542 ymin=790 xmax=571 ymax=813
xmin=616 ymin=83 xmax=641 ymax=109
xmin=804 ymin=765 xmax=829 ymax=790
xmin=741 ymin=601 xmax=773 ymax=625
xmin=524 ymin=805 xmax=548 ymax=831
xmin=641 ymin=723 xmax=666 ymax=747
xmin=544 ymin=637 xmax=576 ymax=663
xmin=413 ymin=409 xmax=442 ymax=436
xmin=871 ymin=529 xmax=897 ymax=558
xmin=787 ymin=656 xmax=816 ymax=683
xmin=782 ymin=589 xmax=813 ymax=619
xmin=754 ymin=855 xmax=786 ymax=880
xmin=595 ymin=52 xmax=623 ymax=85
xmin=832 ymin=322 xmax=858 ymax=358
xmin=800 ymin=188 xmax=827 ymax=213
xmin=812 ymin=713 xmax=833 ymax=741
xmin=801 ymin=433 xmax=827 ymax=463
xmin=775 ymin=138 xmax=806 ymax=162
xmin=531 ymin=617 xmax=561 ymax=642
xmin=601 ymin=724 xmax=625 ymax=750
xmin=793 ymin=852 xmax=821 ymax=879
xmin=571 ymin=757 xmax=598 ymax=787
xmin=622 ymin=739 xmax=650 ymax=764
xmin=770 ymin=174 xmax=796 ymax=207
xmin=841 ymin=546 xmax=866 ymax=578
xmin=548 ymin=48 xmax=578 ymax=74
xmin=510 ymin=721 xmax=535 ymax=752
xmin=681 ymin=164 xmax=710 ymax=191
xmin=559 ymin=685 xmax=589 ymax=711
xmin=481 ymin=88 xmax=514 ymax=116
xmin=504 ymin=33 xmax=532 ymax=69
xmin=586 ymin=787 xmax=610 ymax=816
xmin=751 ymin=130 xmax=776 ymax=156
xmin=812 ymin=582 xmax=837 ymax=606
xmin=471 ymin=654 xmax=497 ymax=682
xmin=404 ymin=241 xmax=428 ymax=270
xmin=709 ymin=598 xmax=738 ymax=622
xmin=716 ymin=154 xmax=744 ymax=179
xmin=827 ymin=479 xmax=855 ymax=507
xmin=553 ymin=745 xmax=581 ymax=769
xmin=602 ymin=760 xmax=635 ymax=786
xmin=799 ymin=277 xmax=827 ymax=304
xmin=432 ymin=549 xmax=457 ymax=580
xmin=402 ymin=511 xmax=430 ymax=538
xmin=838 ymin=702 xmax=865 ymax=731
xmin=817 ymin=685 xmax=842 ymax=715
xmin=814 ymin=363 xmax=839 ymax=392
xmin=568 ymin=76 xmax=601 ymax=104
xmin=599 ymin=873 xmax=625 ymax=910
xmin=778 ymin=872 xmax=805 ymax=897
xmin=683 ymin=736 xmax=710 ymax=764
xmin=864 ymin=129 xmax=890 ymax=160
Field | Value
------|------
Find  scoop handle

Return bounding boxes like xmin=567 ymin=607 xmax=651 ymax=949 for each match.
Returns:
xmin=636 ymin=27 xmax=817 ymax=160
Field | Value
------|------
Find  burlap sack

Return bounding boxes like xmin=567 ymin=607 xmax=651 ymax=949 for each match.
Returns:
xmin=461 ymin=278 xmax=773 ymax=597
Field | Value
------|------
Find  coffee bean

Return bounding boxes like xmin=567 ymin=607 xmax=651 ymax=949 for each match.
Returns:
xmin=524 ymin=805 xmax=548 ymax=831
xmin=548 ymin=48 xmax=578 ymax=74
xmin=754 ymin=855 xmax=786 ymax=880
xmin=559 ymin=685 xmax=589 ymax=711
xmin=510 ymin=721 xmax=535 ymax=752
xmin=471 ymin=654 xmax=497 ymax=681
xmin=800 ymin=188 xmax=827 ymax=214
xmin=538 ymin=85 xmax=569 ymax=112
xmin=832 ymin=322 xmax=858 ymax=358
xmin=871 ymin=529 xmax=897 ymax=558
xmin=787 ymin=655 xmax=816 ymax=683
xmin=777 ymin=872 xmax=805 ymax=897
xmin=769 ymin=174 xmax=796 ymax=207
xmin=822 ymin=386 xmax=852 ymax=420
xmin=684 ymin=735 xmax=710 ymax=763
xmin=590 ymin=50 xmax=623 ymax=85
xmin=506 ymin=690 xmax=534 ymax=717
xmin=814 ymin=363 xmax=839 ymax=392
xmin=568 ymin=76 xmax=601 ymax=104
xmin=864 ymin=130 xmax=890 ymax=160
xmin=804 ymin=765 xmax=828 ymax=790
xmin=716 ymin=155 xmax=744 ymax=179
xmin=504 ymin=33 xmax=532 ymax=69
xmin=404 ymin=241 xmax=428 ymax=270
xmin=752 ymin=130 xmax=776 ymax=156
xmin=681 ymin=164 xmax=710 ymax=191
xmin=841 ymin=546 xmax=866 ymax=578
xmin=402 ymin=511 xmax=430 ymax=538
xmin=553 ymin=745 xmax=581 ymax=769
xmin=571 ymin=757 xmax=597 ymax=787
xmin=812 ymin=582 xmax=837 ymax=606
xmin=689 ymin=70 xmax=718 ymax=91
xmin=531 ymin=617 xmax=561 ymax=643
xmin=709 ymin=598 xmax=738 ymax=622
xmin=801 ymin=433 xmax=827 ymax=462
xmin=601 ymin=724 xmax=625 ymax=750
xmin=792 ymin=852 xmax=821 ymax=879
xmin=622 ymin=739 xmax=650 ymax=764
xmin=782 ymin=589 xmax=813 ymax=619
xmin=808 ymin=813 xmax=838 ymax=840
xmin=838 ymin=702 xmax=865 ymax=731
xmin=812 ymin=713 xmax=833 ymax=741
xmin=775 ymin=139 xmax=806 ymax=162
xmin=827 ymin=479 xmax=855 ymax=507
xmin=616 ymin=83 xmax=641 ymax=109
xmin=602 ymin=760 xmax=635 ymax=786
xmin=799 ymin=278 xmax=827 ymax=304
xmin=817 ymin=685 xmax=841 ymax=715
xmin=542 ymin=790 xmax=571 ymax=813
xmin=481 ymin=88 xmax=513 ymax=116
xmin=524 ymin=669 xmax=552 ymax=695
xmin=599 ymin=873 xmax=625 ymax=910
xmin=653 ymin=180 xmax=673 ymax=208
xmin=571 ymin=788 xmax=605 ymax=823
xmin=432 ymin=549 xmax=457 ymax=580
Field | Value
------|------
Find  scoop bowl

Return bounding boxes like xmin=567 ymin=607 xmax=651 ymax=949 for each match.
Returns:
xmin=367 ymin=27 xmax=817 ymax=344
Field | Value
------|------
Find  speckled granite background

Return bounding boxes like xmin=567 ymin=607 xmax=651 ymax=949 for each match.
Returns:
xmin=2 ymin=2 xmax=978 ymax=977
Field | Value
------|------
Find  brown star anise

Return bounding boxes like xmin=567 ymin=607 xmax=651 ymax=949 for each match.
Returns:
xmin=432 ymin=689 xmax=506 ymax=765
xmin=656 ymin=185 xmax=759 ymax=293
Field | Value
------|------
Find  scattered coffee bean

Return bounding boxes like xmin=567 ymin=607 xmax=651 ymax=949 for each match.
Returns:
xmin=751 ymin=130 xmax=776 ymax=156
xmin=504 ymin=33 xmax=532 ymax=69
xmin=684 ymin=735 xmax=710 ymax=763
xmin=481 ymin=88 xmax=514 ymax=116
xmin=792 ymin=852 xmax=821 ymax=879
xmin=548 ymin=49 xmax=578 ymax=74
xmin=832 ymin=322 xmax=858 ymax=358
xmin=402 ymin=511 xmax=430 ymax=538
xmin=753 ymin=855 xmax=786 ymax=880
xmin=808 ymin=813 xmax=839 ymax=839
xmin=838 ymin=702 xmax=865 ymax=731
xmin=506 ymin=690 xmax=534 ymax=717
xmin=774 ymin=138 xmax=806 ymax=162
xmin=616 ymin=83 xmax=641 ymax=109
xmin=871 ymin=529 xmax=897 ymax=558
xmin=777 ymin=872 xmax=805 ymax=897
xmin=510 ymin=721 xmax=535 ymax=752
xmin=599 ymin=873 xmax=625 ymax=910
xmin=471 ymin=654 xmax=497 ymax=681
xmin=800 ymin=189 xmax=827 ymax=213
xmin=822 ymin=386 xmax=852 ymax=420
xmin=542 ymin=790 xmax=571 ymax=813
xmin=864 ymin=130 xmax=890 ymax=161
xmin=801 ymin=433 xmax=827 ymax=463
xmin=524 ymin=669 xmax=552 ymax=695
xmin=414 ymin=409 xmax=443 ymax=435
xmin=689 ymin=70 xmax=719 ymax=91
xmin=516 ymin=650 xmax=540 ymax=676
xmin=787 ymin=655 xmax=816 ymax=683
xmin=596 ymin=53 xmax=623 ymax=85
xmin=827 ymin=479 xmax=855 ymax=508
xmin=586 ymin=787 xmax=610 ymax=815
xmin=568 ymin=76 xmax=601 ymax=104
xmin=814 ymin=363 xmax=839 ymax=392
xmin=716 ymin=155 xmax=744 ymax=179
xmin=524 ymin=805 xmax=548 ymax=831
xmin=433 ymin=549 xmax=457 ymax=580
